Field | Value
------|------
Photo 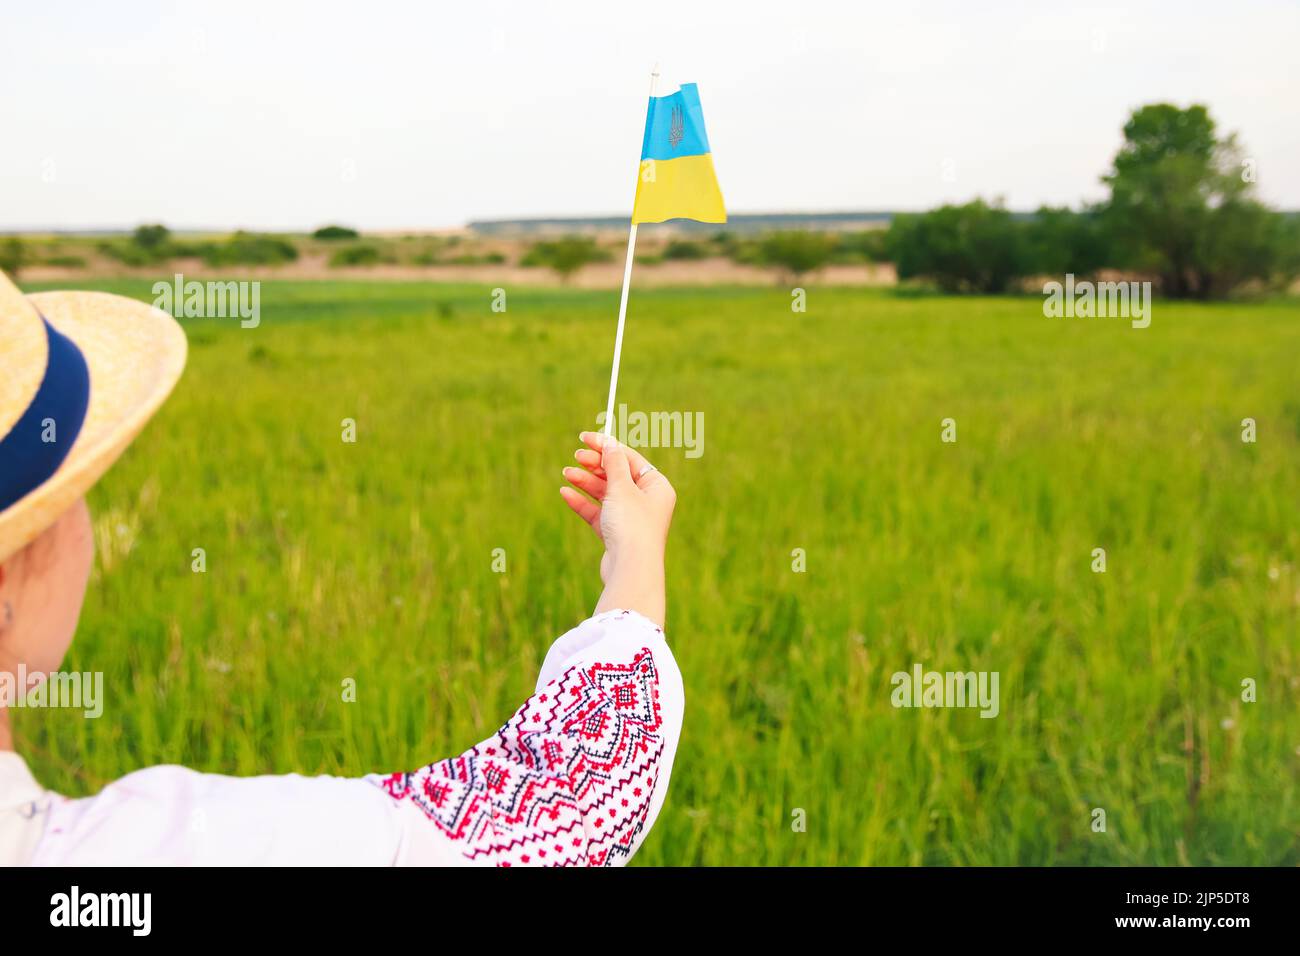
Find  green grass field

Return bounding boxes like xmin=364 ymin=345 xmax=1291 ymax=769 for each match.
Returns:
xmin=18 ymin=279 xmax=1300 ymax=865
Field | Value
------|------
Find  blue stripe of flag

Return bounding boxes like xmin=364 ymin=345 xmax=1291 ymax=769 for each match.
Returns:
xmin=639 ymin=82 xmax=713 ymax=161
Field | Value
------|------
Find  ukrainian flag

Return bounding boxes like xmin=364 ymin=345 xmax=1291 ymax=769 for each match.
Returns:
xmin=632 ymin=83 xmax=726 ymax=224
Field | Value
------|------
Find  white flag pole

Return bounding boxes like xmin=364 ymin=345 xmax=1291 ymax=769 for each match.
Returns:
xmin=603 ymin=64 xmax=661 ymax=438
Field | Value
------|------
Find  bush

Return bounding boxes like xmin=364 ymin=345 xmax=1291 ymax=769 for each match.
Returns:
xmin=662 ymin=240 xmax=709 ymax=261
xmin=166 ymin=240 xmax=217 ymax=259
xmin=1191 ymin=201 xmax=1300 ymax=297
xmin=202 ymin=232 xmax=299 ymax=267
xmin=833 ymin=230 xmax=890 ymax=264
xmin=448 ymin=252 xmax=506 ymax=265
xmin=708 ymin=231 xmax=737 ymax=252
xmin=328 ymin=244 xmax=382 ymax=267
xmin=0 ymin=237 xmax=27 ymax=277
xmin=886 ymin=200 xmax=1026 ymax=293
xmin=725 ymin=238 xmax=767 ymax=266
xmin=43 ymin=255 xmax=87 ymax=268
xmin=313 ymin=225 xmax=360 ymax=241
xmin=98 ymin=224 xmax=179 ymax=266
xmin=1018 ymin=206 xmax=1110 ymax=277
xmin=410 ymin=237 xmax=470 ymax=266
xmin=99 ymin=240 xmax=159 ymax=267
xmin=520 ymin=237 xmax=609 ymax=281
xmin=757 ymin=231 xmax=837 ymax=279
xmin=1278 ymin=214 xmax=1300 ymax=283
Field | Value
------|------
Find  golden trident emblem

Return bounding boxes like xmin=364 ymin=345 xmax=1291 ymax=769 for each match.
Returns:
xmin=669 ymin=103 xmax=685 ymax=148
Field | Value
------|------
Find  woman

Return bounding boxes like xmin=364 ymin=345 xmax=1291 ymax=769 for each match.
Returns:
xmin=0 ymin=271 xmax=683 ymax=866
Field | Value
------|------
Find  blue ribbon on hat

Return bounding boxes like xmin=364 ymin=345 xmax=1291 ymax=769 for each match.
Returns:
xmin=0 ymin=316 xmax=91 ymax=512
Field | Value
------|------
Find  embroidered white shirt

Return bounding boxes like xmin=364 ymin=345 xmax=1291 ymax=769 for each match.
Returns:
xmin=0 ymin=750 xmax=52 ymax=867
xmin=3 ymin=609 xmax=682 ymax=867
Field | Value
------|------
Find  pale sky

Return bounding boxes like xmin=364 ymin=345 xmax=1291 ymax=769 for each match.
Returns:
xmin=2 ymin=0 xmax=1296 ymax=231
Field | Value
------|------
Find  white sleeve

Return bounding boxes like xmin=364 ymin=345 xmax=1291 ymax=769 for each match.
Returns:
xmin=28 ymin=609 xmax=683 ymax=868
xmin=371 ymin=608 xmax=685 ymax=867
xmin=30 ymin=764 xmax=451 ymax=866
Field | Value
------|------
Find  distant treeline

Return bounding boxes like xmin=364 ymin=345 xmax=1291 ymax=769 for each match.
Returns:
xmin=884 ymin=107 xmax=1300 ymax=297
xmin=470 ymin=211 xmax=897 ymax=235
xmin=3 ymin=105 xmax=1295 ymax=299
xmin=482 ymin=103 xmax=1300 ymax=299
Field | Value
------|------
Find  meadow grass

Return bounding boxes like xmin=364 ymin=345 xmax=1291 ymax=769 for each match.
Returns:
xmin=18 ymin=278 xmax=1300 ymax=865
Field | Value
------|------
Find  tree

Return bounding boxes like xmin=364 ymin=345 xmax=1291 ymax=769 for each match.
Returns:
xmin=133 ymin=223 xmax=171 ymax=251
xmin=1101 ymin=103 xmax=1298 ymax=297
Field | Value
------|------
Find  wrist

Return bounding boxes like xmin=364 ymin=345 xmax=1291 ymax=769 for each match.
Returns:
xmin=595 ymin=554 xmax=666 ymax=628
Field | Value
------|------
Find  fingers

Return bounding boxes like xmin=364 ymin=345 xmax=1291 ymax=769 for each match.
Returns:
xmin=574 ymin=447 xmax=605 ymax=477
xmin=577 ymin=445 xmax=659 ymax=490
xmin=579 ymin=431 xmax=654 ymax=480
xmin=598 ymin=437 xmax=636 ymax=492
xmin=582 ymin=434 xmax=655 ymax=486
xmin=562 ymin=465 xmax=607 ymax=500
xmin=559 ymin=486 xmax=601 ymax=535
xmin=636 ymin=464 xmax=675 ymax=500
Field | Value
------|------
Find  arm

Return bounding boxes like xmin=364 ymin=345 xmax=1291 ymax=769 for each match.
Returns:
xmin=28 ymin=610 xmax=683 ymax=868
xmin=28 ymin=434 xmax=682 ymax=868
xmin=375 ymin=434 xmax=683 ymax=866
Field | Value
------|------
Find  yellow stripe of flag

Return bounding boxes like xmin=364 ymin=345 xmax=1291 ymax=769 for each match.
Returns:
xmin=631 ymin=82 xmax=725 ymax=225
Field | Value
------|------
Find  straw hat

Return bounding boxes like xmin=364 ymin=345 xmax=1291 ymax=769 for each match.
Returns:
xmin=0 ymin=270 xmax=186 ymax=564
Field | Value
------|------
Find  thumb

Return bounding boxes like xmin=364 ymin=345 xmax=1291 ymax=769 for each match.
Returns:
xmin=600 ymin=437 xmax=637 ymax=495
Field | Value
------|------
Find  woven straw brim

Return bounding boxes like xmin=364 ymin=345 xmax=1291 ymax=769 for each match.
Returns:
xmin=0 ymin=288 xmax=187 ymax=564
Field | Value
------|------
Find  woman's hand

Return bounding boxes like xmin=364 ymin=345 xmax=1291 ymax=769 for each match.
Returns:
xmin=560 ymin=431 xmax=676 ymax=627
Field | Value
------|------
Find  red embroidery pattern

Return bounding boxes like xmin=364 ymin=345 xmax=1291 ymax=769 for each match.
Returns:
xmin=375 ymin=646 xmax=664 ymax=867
